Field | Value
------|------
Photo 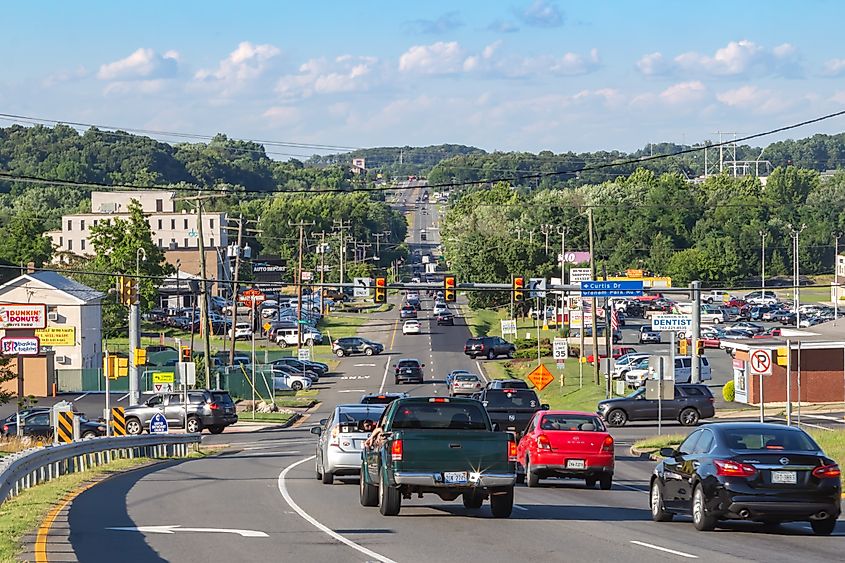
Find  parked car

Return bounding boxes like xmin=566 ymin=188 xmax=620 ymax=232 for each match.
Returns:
xmin=731 ymin=322 xmax=765 ymax=335
xmin=274 ymin=326 xmax=324 ymax=347
xmin=612 ymin=355 xmax=649 ymax=379
xmin=744 ymin=290 xmax=778 ymax=306
xmin=360 ymin=392 xmax=408 ymax=405
xmin=124 ymin=390 xmax=237 ymax=435
xmin=449 ymin=373 xmax=483 ymax=396
xmin=332 ymin=337 xmax=384 ymax=357
xmin=650 ymin=422 xmax=841 ymax=534
xmin=394 ymin=359 xmax=425 ymax=384
xmin=638 ymin=326 xmax=662 ymax=344
xmin=402 ymin=320 xmax=422 ymax=335
xmin=312 ymin=403 xmax=387 ymax=484
xmin=597 ymin=384 xmax=715 ymax=427
xmin=700 ymin=305 xmax=726 ymax=324
xmin=586 ymin=346 xmax=637 ymax=365
xmin=271 ymin=357 xmax=328 ymax=376
xmin=271 ymin=362 xmax=319 ymax=382
xmin=1 ymin=410 xmax=106 ymax=439
xmin=229 ymin=323 xmax=253 ymax=340
xmin=464 ymin=336 xmax=516 ymax=360
xmin=625 ymin=356 xmax=712 ymax=387
xmin=435 ymin=311 xmax=454 ymax=325
xmin=516 ymin=410 xmax=614 ymax=489
xmin=705 ymin=290 xmax=733 ymax=304
xmin=271 ymin=369 xmax=313 ymax=392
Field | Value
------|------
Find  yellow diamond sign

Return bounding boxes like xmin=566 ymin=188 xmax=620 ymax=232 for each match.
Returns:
xmin=527 ymin=364 xmax=554 ymax=392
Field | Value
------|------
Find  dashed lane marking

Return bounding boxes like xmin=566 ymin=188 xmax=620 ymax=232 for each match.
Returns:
xmin=629 ymin=541 xmax=698 ymax=559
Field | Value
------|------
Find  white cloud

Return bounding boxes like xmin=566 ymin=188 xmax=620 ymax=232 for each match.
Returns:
xmin=276 ymin=55 xmax=378 ymax=97
xmin=716 ymin=85 xmax=793 ymax=113
xmin=262 ymin=106 xmax=301 ymax=124
xmin=398 ymin=42 xmax=464 ymax=74
xmin=43 ymin=65 xmax=89 ymax=87
xmin=635 ymin=52 xmax=669 ymax=76
xmin=548 ymin=48 xmax=600 ymax=75
xmin=103 ymin=79 xmax=168 ymax=96
xmin=823 ymin=58 xmax=845 ymax=76
xmin=195 ymin=42 xmax=280 ymax=94
xmin=636 ymin=40 xmax=802 ymax=78
xmin=518 ymin=0 xmax=564 ymax=28
xmin=97 ymin=48 xmax=179 ymax=80
xmin=659 ymin=81 xmax=706 ymax=104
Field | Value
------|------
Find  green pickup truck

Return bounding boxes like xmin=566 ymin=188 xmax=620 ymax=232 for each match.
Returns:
xmin=359 ymin=396 xmax=517 ymax=517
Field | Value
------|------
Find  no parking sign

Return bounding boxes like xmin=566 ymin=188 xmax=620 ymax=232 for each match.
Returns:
xmin=749 ymin=349 xmax=772 ymax=375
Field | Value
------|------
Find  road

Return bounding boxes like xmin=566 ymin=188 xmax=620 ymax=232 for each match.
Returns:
xmin=45 ymin=193 xmax=844 ymax=562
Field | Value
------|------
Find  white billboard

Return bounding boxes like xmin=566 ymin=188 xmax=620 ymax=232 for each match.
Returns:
xmin=0 ymin=304 xmax=47 ymax=330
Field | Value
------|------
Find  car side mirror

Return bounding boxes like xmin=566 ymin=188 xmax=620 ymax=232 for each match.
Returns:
xmin=319 ymin=418 xmax=328 ymax=426
xmin=659 ymin=447 xmax=677 ymax=458
xmin=540 ymin=404 xmax=550 ymax=411
xmin=492 ymin=423 xmax=501 ymax=432
xmin=310 ymin=427 xmax=322 ymax=436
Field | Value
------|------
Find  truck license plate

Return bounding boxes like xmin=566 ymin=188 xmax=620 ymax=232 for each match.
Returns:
xmin=444 ymin=471 xmax=468 ymax=484
xmin=771 ymin=470 xmax=797 ymax=484
xmin=566 ymin=459 xmax=586 ymax=470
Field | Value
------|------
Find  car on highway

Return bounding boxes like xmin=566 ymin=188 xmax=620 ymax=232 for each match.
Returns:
xmin=124 ymin=390 xmax=237 ymax=435
xmin=597 ymin=384 xmax=715 ymax=427
xmin=432 ymin=303 xmax=449 ymax=316
xmin=360 ymin=392 xmax=408 ymax=405
xmin=332 ymin=337 xmax=384 ymax=357
xmin=406 ymin=296 xmax=422 ymax=311
xmin=485 ymin=379 xmax=530 ymax=390
xmin=394 ymin=358 xmax=425 ymax=384
xmin=464 ymin=336 xmax=516 ymax=360
xmin=359 ymin=396 xmax=517 ymax=517
xmin=516 ymin=410 xmax=614 ymax=489
xmin=272 ymin=369 xmax=313 ymax=392
xmin=400 ymin=305 xmax=417 ymax=319
xmin=435 ymin=310 xmax=454 ymax=325
xmin=650 ymin=422 xmax=841 ymax=534
xmin=638 ymin=326 xmax=662 ymax=344
xmin=449 ymin=373 xmax=483 ymax=396
xmin=312 ymin=403 xmax=386 ymax=484
xmin=402 ymin=319 xmax=421 ymax=335
xmin=477 ymin=387 xmax=547 ymax=434
xmin=445 ymin=369 xmax=471 ymax=388
xmin=1 ymin=410 xmax=107 ymax=439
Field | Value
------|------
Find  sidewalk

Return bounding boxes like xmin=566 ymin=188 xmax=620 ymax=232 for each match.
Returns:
xmin=715 ymin=402 xmax=845 ymax=419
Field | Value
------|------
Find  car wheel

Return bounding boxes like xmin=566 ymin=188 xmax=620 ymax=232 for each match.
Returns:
xmin=599 ymin=472 xmax=613 ymax=490
xmin=291 ymin=381 xmax=303 ymax=391
xmin=487 ymin=350 xmax=495 ymax=360
xmin=321 ymin=465 xmax=334 ymax=485
xmin=679 ymin=407 xmax=700 ymax=426
xmin=692 ymin=484 xmax=717 ymax=531
xmin=810 ymin=516 xmax=837 ymax=535
xmin=462 ymin=491 xmax=483 ymax=509
xmin=650 ymin=479 xmax=673 ymax=521
xmin=360 ymin=466 xmax=378 ymax=507
xmin=585 ymin=476 xmax=597 ymax=488
xmin=506 ymin=348 xmax=514 ymax=359
xmin=395 ymin=378 xmax=400 ymax=385
xmin=186 ymin=416 xmax=202 ymax=434
xmin=208 ymin=425 xmax=224 ymax=434
xmin=364 ymin=348 xmax=374 ymax=356
xmin=335 ymin=349 xmax=345 ymax=357
xmin=126 ymin=417 xmax=143 ymax=435
xmin=489 ymin=487 xmax=514 ymax=518
xmin=378 ymin=470 xmax=401 ymax=516
xmin=526 ymin=457 xmax=540 ymax=488
xmin=316 ymin=458 xmax=323 ymax=480
xmin=606 ymin=409 xmax=627 ymax=427
xmin=82 ymin=431 xmax=97 ymax=440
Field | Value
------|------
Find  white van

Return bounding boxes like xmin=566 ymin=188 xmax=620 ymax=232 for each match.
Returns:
xmin=274 ymin=327 xmax=324 ymax=347
xmin=700 ymin=305 xmax=726 ymax=324
xmin=625 ymin=356 xmax=711 ymax=387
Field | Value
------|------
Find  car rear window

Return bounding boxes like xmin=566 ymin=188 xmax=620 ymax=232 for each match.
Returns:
xmin=361 ymin=395 xmax=401 ymax=405
xmin=211 ymin=392 xmax=234 ymax=406
xmin=540 ymin=414 xmax=604 ymax=431
xmin=398 ymin=360 xmax=420 ymax=368
xmin=466 ymin=338 xmax=481 ymax=345
xmin=337 ymin=407 xmax=386 ymax=424
xmin=391 ymin=402 xmax=488 ymax=430
xmin=484 ymin=389 xmax=540 ymax=409
xmin=723 ymin=427 xmax=818 ymax=452
xmin=455 ymin=374 xmax=479 ymax=382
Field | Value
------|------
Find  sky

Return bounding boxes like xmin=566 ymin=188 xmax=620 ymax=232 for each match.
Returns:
xmin=3 ymin=0 xmax=845 ymax=158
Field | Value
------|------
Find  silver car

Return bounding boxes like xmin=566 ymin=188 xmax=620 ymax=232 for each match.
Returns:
xmin=449 ymin=373 xmax=483 ymax=396
xmin=311 ymin=404 xmax=385 ymax=484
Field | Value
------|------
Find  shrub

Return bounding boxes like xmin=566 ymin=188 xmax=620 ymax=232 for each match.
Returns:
xmin=722 ymin=380 xmax=735 ymax=402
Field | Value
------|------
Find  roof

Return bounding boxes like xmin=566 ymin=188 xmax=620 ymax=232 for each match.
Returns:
xmin=0 ymin=271 xmax=104 ymax=304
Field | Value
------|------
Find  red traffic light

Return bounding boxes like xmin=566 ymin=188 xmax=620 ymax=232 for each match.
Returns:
xmin=444 ymin=276 xmax=455 ymax=289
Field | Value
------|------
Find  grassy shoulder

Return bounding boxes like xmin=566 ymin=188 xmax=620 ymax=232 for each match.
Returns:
xmin=463 ymin=307 xmax=564 ymax=341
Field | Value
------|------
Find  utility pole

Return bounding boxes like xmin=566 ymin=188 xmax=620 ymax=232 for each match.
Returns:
xmin=788 ymin=223 xmax=807 ymax=326
xmin=318 ymin=231 xmax=327 ymax=315
xmin=834 ymin=230 xmax=843 ymax=322
xmin=588 ymin=208 xmax=599 ymax=386
xmin=759 ymin=229 xmax=767 ymax=293
xmin=540 ymin=223 xmax=552 ymax=254
xmin=228 ymin=215 xmax=244 ymax=366
xmin=602 ymin=264 xmax=612 ymax=398
xmin=291 ymin=220 xmax=315 ymax=355
xmin=558 ymin=225 xmax=568 ymax=325
xmin=373 ymin=232 xmax=386 ymax=261
xmin=128 ymin=248 xmax=145 ymax=406
xmin=333 ymin=219 xmax=351 ymax=286
xmin=691 ymin=280 xmax=702 ymax=383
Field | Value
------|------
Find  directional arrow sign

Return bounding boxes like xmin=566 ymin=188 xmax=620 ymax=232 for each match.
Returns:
xmin=107 ymin=525 xmax=269 ymax=538
xmin=353 ymin=277 xmax=371 ymax=298
xmin=529 ymin=277 xmax=547 ymax=298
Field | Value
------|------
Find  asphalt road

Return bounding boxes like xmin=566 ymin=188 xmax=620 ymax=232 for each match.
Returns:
xmin=51 ymin=194 xmax=845 ymax=562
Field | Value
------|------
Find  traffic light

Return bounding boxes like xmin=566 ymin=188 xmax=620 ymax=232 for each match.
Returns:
xmin=133 ymin=348 xmax=147 ymax=366
xmin=444 ymin=276 xmax=456 ymax=302
xmin=695 ymin=339 xmax=704 ymax=354
xmin=513 ymin=277 xmax=525 ymax=301
xmin=181 ymin=346 xmax=192 ymax=362
xmin=117 ymin=276 xmax=138 ymax=306
xmin=374 ymin=277 xmax=387 ymax=303
xmin=103 ymin=355 xmax=128 ymax=379
xmin=678 ymin=338 xmax=688 ymax=355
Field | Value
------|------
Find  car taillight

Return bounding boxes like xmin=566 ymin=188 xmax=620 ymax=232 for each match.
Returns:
xmin=429 ymin=397 xmax=449 ymax=403
xmin=709 ymin=397 xmax=715 ymax=404
xmin=714 ymin=459 xmax=757 ymax=477
xmin=209 ymin=402 xmax=220 ymax=410
xmin=537 ymin=434 xmax=551 ymax=450
xmin=601 ymin=435 xmax=614 ymax=453
xmin=2 ymin=424 xmax=7 ymax=433
xmin=812 ymin=464 xmax=841 ymax=479
xmin=391 ymin=439 xmax=403 ymax=461
xmin=508 ymin=440 xmax=518 ymax=461
xmin=476 ymin=383 xmax=481 ymax=388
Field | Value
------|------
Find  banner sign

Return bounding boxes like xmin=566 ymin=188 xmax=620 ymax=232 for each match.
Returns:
xmin=0 ymin=304 xmax=47 ymax=329
xmin=35 ymin=327 xmax=76 ymax=346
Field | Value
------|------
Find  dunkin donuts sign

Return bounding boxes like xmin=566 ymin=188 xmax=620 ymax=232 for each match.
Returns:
xmin=0 ymin=304 xmax=47 ymax=329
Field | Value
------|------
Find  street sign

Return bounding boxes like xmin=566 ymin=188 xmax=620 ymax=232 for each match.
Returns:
xmin=500 ymin=319 xmax=517 ymax=336
xmin=0 ymin=336 xmax=40 ymax=355
xmin=152 ymin=371 xmax=174 ymax=393
xmin=749 ymin=349 xmax=772 ymax=375
xmin=529 ymin=278 xmax=547 ymax=298
xmin=580 ymin=280 xmax=644 ymax=297
xmin=149 ymin=412 xmax=169 ymax=434
xmin=553 ymin=338 xmax=568 ymax=367
xmin=353 ymin=277 xmax=371 ymax=298
xmin=298 ymin=348 xmax=311 ymax=361
xmin=239 ymin=288 xmax=266 ymax=306
xmin=651 ymin=314 xmax=693 ymax=332
xmin=527 ymin=364 xmax=554 ymax=392
xmin=153 ymin=383 xmax=173 ymax=393
xmin=569 ymin=268 xmax=592 ymax=283
xmin=301 ymin=271 xmax=313 ymax=281
xmin=177 ymin=362 xmax=196 ymax=386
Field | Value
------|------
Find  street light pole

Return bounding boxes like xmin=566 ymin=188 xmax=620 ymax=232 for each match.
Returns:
xmin=788 ymin=223 xmax=807 ymax=327
xmin=834 ymin=230 xmax=843 ymax=322
xmin=759 ymin=229 xmax=767 ymax=293
xmin=128 ymin=247 xmax=146 ymax=406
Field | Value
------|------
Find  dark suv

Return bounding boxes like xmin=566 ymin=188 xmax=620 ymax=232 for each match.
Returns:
xmin=123 ymin=390 xmax=238 ymax=435
xmin=597 ymin=384 xmax=715 ymax=427
xmin=464 ymin=336 xmax=515 ymax=360
xmin=394 ymin=358 xmax=425 ymax=384
xmin=332 ymin=337 xmax=384 ymax=357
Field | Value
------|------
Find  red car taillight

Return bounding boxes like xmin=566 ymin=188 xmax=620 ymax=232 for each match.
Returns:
xmin=536 ymin=434 xmax=552 ymax=450
xmin=329 ymin=425 xmax=340 ymax=447
xmin=812 ymin=464 xmax=841 ymax=479
xmin=714 ymin=459 xmax=757 ymax=477
xmin=508 ymin=441 xmax=518 ymax=462
xmin=209 ymin=402 xmax=220 ymax=410
xmin=601 ymin=435 xmax=614 ymax=453
xmin=391 ymin=439 xmax=403 ymax=461
xmin=2 ymin=424 xmax=7 ymax=433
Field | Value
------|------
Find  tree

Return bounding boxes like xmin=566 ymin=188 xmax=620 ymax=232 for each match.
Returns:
xmin=0 ymin=214 xmax=53 ymax=266
xmin=0 ymin=355 xmax=16 ymax=406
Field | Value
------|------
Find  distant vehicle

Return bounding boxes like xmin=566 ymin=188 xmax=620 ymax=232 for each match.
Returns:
xmin=435 ymin=310 xmax=454 ymax=325
xmin=624 ymin=356 xmax=711 ymax=387
xmin=638 ymin=326 xmax=662 ymax=344
xmin=420 ymin=229 xmax=427 ymax=241
xmin=449 ymin=373 xmax=483 ymax=396
xmin=271 ymin=362 xmax=319 ymax=382
xmin=274 ymin=327 xmax=324 ymax=347
xmin=229 ymin=323 xmax=253 ymax=340
xmin=612 ymin=355 xmax=649 ymax=379
xmin=650 ymin=422 xmax=841 ymax=534
xmin=2 ymin=411 xmax=106 ymax=439
xmin=312 ymin=403 xmax=386 ymax=484
xmin=464 ymin=336 xmax=515 ymax=360
xmin=598 ymin=384 xmax=715 ymax=427
xmin=332 ymin=337 xmax=384 ymax=357
xmin=516 ymin=411 xmax=614 ymax=489
xmin=445 ymin=369 xmax=471 ymax=388
xmin=730 ymin=322 xmax=765 ymax=334
xmin=271 ymin=357 xmax=329 ymax=376
xmin=477 ymin=387 xmax=548 ymax=433
xmin=744 ymin=290 xmax=778 ymax=306
xmin=576 ymin=325 xmax=623 ymax=344
xmin=271 ymin=369 xmax=313 ymax=392
xmin=402 ymin=320 xmax=421 ymax=335
xmin=586 ymin=346 xmax=637 ymax=365
xmin=700 ymin=305 xmax=726 ymax=324
xmin=705 ymin=290 xmax=733 ymax=304
xmin=485 ymin=379 xmax=530 ymax=390
xmin=394 ymin=359 xmax=425 ymax=384
xmin=432 ymin=303 xmax=449 ymax=317
xmin=123 ymin=390 xmax=237 ymax=435
xmin=400 ymin=305 xmax=417 ymax=319
xmin=360 ymin=392 xmax=408 ymax=405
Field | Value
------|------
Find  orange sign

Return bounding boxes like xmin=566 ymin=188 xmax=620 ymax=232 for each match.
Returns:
xmin=527 ymin=364 xmax=554 ymax=392
xmin=625 ymin=269 xmax=644 ymax=278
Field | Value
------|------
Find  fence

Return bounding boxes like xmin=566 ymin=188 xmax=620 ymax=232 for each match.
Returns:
xmin=0 ymin=434 xmax=201 ymax=505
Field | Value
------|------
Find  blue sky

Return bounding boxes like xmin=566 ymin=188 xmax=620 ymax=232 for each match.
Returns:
xmin=2 ymin=0 xmax=845 ymax=157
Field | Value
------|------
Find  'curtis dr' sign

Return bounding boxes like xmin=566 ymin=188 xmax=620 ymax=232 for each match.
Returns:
xmin=0 ymin=304 xmax=47 ymax=330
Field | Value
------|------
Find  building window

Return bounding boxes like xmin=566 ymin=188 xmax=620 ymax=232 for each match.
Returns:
xmin=80 ymin=220 xmax=85 ymax=230
xmin=184 ymin=219 xmax=189 ymax=230
xmin=158 ymin=239 xmax=163 ymax=247
xmin=93 ymin=220 xmax=98 ymax=226
xmin=209 ymin=237 xmax=214 ymax=247
xmin=68 ymin=239 xmax=73 ymax=251
xmin=157 ymin=219 xmax=162 ymax=229
xmin=156 ymin=199 xmax=163 ymax=212
xmin=67 ymin=220 xmax=72 ymax=231
xmin=184 ymin=238 xmax=189 ymax=248
xmin=171 ymin=219 xmax=176 ymax=229
xmin=210 ymin=219 xmax=215 ymax=229
xmin=59 ymin=236 xmax=63 ymax=246
xmin=81 ymin=240 xmax=86 ymax=251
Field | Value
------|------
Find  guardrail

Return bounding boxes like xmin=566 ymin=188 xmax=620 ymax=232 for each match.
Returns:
xmin=0 ymin=434 xmax=201 ymax=504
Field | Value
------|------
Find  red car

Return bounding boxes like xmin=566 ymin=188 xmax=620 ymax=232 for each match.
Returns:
xmin=515 ymin=410 xmax=614 ymax=489
xmin=586 ymin=346 xmax=636 ymax=364
xmin=752 ymin=327 xmax=782 ymax=339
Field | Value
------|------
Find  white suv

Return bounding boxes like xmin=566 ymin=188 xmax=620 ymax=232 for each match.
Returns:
xmin=744 ymin=290 xmax=778 ymax=306
xmin=625 ymin=356 xmax=711 ymax=387
xmin=274 ymin=327 xmax=324 ymax=347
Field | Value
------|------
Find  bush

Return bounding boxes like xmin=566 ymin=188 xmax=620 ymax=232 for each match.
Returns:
xmin=722 ymin=380 xmax=735 ymax=402
xmin=513 ymin=346 xmax=551 ymax=359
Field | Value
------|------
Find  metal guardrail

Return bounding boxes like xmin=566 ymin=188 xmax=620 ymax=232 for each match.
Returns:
xmin=0 ymin=434 xmax=201 ymax=504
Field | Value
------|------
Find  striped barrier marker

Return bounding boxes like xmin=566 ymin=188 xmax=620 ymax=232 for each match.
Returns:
xmin=111 ymin=407 xmax=126 ymax=436
xmin=57 ymin=412 xmax=74 ymax=444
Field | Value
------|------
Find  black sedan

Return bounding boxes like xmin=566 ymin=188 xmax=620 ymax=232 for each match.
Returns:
xmin=650 ymin=423 xmax=841 ymax=534
xmin=2 ymin=410 xmax=107 ymax=439
xmin=435 ymin=310 xmax=454 ymax=325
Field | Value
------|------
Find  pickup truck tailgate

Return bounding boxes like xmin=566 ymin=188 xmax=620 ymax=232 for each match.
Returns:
xmin=394 ymin=430 xmax=510 ymax=473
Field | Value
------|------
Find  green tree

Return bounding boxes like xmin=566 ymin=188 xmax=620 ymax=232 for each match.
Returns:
xmin=0 ymin=214 xmax=53 ymax=266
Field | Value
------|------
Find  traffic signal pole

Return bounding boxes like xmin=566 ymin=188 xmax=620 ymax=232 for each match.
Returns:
xmin=691 ymin=280 xmax=702 ymax=384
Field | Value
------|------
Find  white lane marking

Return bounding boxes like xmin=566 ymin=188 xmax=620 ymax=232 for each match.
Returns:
xmin=629 ymin=541 xmax=698 ymax=559
xmin=107 ymin=525 xmax=268 ymax=538
xmin=513 ymin=504 xmax=528 ymax=511
xmin=475 ymin=360 xmax=488 ymax=383
xmin=379 ymin=358 xmax=391 ymax=393
xmin=278 ymin=456 xmax=397 ymax=563
xmin=353 ymin=363 xmax=377 ymax=367
xmin=616 ymin=483 xmax=648 ymax=494
xmin=338 ymin=390 xmax=367 ymax=393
